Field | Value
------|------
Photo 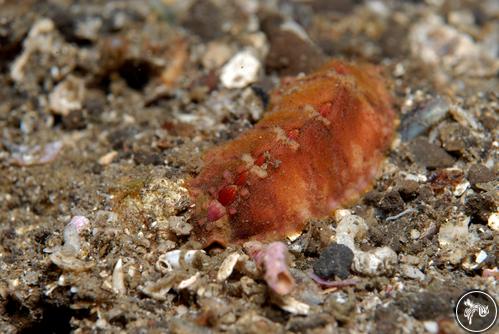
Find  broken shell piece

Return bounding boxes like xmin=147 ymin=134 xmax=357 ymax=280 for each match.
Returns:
xmin=334 ymin=209 xmax=352 ymax=221
xmin=63 ymin=215 xmax=89 ymax=253
xmin=49 ymin=75 xmax=85 ymax=116
xmin=453 ymin=180 xmax=470 ymax=197
xmin=140 ymin=274 xmax=177 ymax=300
xmin=10 ymin=141 xmax=63 ymax=166
xmin=488 ymin=213 xmax=499 ymax=232
xmin=335 ymin=215 xmax=367 ymax=250
xmin=49 ymin=249 xmax=93 ymax=272
xmin=112 ymin=258 xmax=126 ymax=295
xmin=177 ymin=272 xmax=200 ymax=290
xmin=217 ymin=252 xmax=241 ymax=282
xmin=220 ymin=50 xmax=261 ymax=89
xmin=400 ymin=97 xmax=450 ymax=141
xmin=352 ymin=247 xmax=398 ymax=276
xmin=274 ymin=295 xmax=310 ymax=315
xmin=399 ymin=264 xmax=426 ymax=281
xmin=335 ymin=215 xmax=398 ymax=276
xmin=48 ymin=216 xmax=92 ymax=271
xmin=482 ymin=268 xmax=499 ymax=279
xmin=167 ymin=216 xmax=193 ymax=236
xmin=438 ymin=215 xmax=479 ymax=265
xmin=244 ymin=241 xmax=295 ymax=295
xmin=11 ymin=19 xmax=56 ymax=82
xmin=98 ymin=151 xmax=118 ymax=165
xmin=155 ymin=250 xmax=205 ymax=273
xmin=462 ymin=250 xmax=489 ymax=271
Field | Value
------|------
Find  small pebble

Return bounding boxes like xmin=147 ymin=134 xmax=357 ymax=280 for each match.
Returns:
xmin=400 ymin=97 xmax=449 ymax=141
xmin=98 ymin=151 xmax=118 ymax=165
xmin=488 ymin=213 xmax=499 ymax=232
xmin=313 ymin=243 xmax=354 ymax=280
xmin=409 ymin=138 xmax=455 ymax=169
xmin=467 ymin=164 xmax=496 ymax=189
xmin=262 ymin=16 xmax=324 ymax=75
xmin=423 ymin=321 xmax=439 ymax=334
xmin=220 ymin=50 xmax=261 ymax=89
xmin=400 ymin=264 xmax=425 ymax=281
xmin=202 ymin=41 xmax=233 ymax=69
xmin=49 ymin=75 xmax=85 ymax=116
xmin=410 ymin=229 xmax=420 ymax=240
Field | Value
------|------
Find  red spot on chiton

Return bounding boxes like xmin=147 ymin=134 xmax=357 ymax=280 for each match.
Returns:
xmin=254 ymin=154 xmax=266 ymax=166
xmin=188 ymin=59 xmax=397 ymax=246
xmin=235 ymin=171 xmax=248 ymax=186
xmin=218 ymin=185 xmax=238 ymax=206
xmin=318 ymin=102 xmax=333 ymax=117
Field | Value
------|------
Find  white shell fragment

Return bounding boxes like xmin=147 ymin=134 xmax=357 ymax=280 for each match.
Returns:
xmin=63 ymin=215 xmax=89 ymax=253
xmin=11 ymin=19 xmax=55 ymax=82
xmin=48 ymin=216 xmax=92 ymax=272
xmin=49 ymin=75 xmax=85 ymax=116
xmin=140 ymin=275 xmax=176 ymax=300
xmin=453 ymin=180 xmax=470 ymax=197
xmin=217 ymin=252 xmax=241 ymax=282
xmin=10 ymin=141 xmax=63 ymax=166
xmin=399 ymin=264 xmax=426 ymax=281
xmin=178 ymin=273 xmax=200 ymax=290
xmin=98 ymin=151 xmax=118 ymax=165
xmin=438 ymin=215 xmax=479 ymax=265
xmin=49 ymin=250 xmax=93 ymax=272
xmin=220 ymin=50 xmax=261 ymax=89
xmin=488 ymin=212 xmax=499 ymax=232
xmin=275 ymin=296 xmax=310 ymax=315
xmin=167 ymin=216 xmax=193 ymax=236
xmin=112 ymin=258 xmax=126 ymax=295
xmin=335 ymin=214 xmax=398 ymax=276
xmin=155 ymin=250 xmax=205 ymax=273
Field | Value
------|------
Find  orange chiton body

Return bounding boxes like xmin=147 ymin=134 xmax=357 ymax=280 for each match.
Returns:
xmin=188 ymin=60 xmax=396 ymax=246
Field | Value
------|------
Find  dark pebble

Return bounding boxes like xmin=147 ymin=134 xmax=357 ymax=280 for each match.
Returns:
xmin=133 ymin=151 xmax=163 ymax=166
xmin=108 ymin=127 xmax=138 ymax=150
xmin=62 ymin=109 xmax=87 ymax=130
xmin=181 ymin=0 xmax=246 ymax=42
xmin=395 ymin=291 xmax=456 ymax=320
xmin=261 ymin=14 xmax=325 ymax=76
xmin=286 ymin=313 xmax=330 ymax=332
xmin=182 ymin=1 xmax=223 ymax=40
xmin=363 ymin=190 xmax=383 ymax=206
xmin=375 ymin=305 xmax=404 ymax=334
xmin=408 ymin=137 xmax=455 ymax=169
xmin=465 ymin=193 xmax=496 ymax=222
xmin=313 ymin=243 xmax=354 ymax=280
xmin=439 ymin=122 xmax=471 ymax=154
xmin=467 ymin=164 xmax=496 ymax=189
xmin=397 ymin=180 xmax=419 ymax=202
xmin=91 ymin=164 xmax=103 ymax=174
xmin=378 ymin=190 xmax=405 ymax=214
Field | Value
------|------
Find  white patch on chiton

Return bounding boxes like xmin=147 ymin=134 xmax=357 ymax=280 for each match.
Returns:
xmin=250 ymin=165 xmax=268 ymax=178
xmin=241 ymin=153 xmax=255 ymax=168
xmin=304 ymin=104 xmax=330 ymax=126
xmin=273 ymin=126 xmax=299 ymax=150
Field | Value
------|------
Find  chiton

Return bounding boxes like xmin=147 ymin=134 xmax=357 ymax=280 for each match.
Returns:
xmin=188 ymin=60 xmax=396 ymax=246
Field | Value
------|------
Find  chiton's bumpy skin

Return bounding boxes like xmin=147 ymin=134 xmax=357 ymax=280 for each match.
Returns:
xmin=188 ymin=60 xmax=396 ymax=246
